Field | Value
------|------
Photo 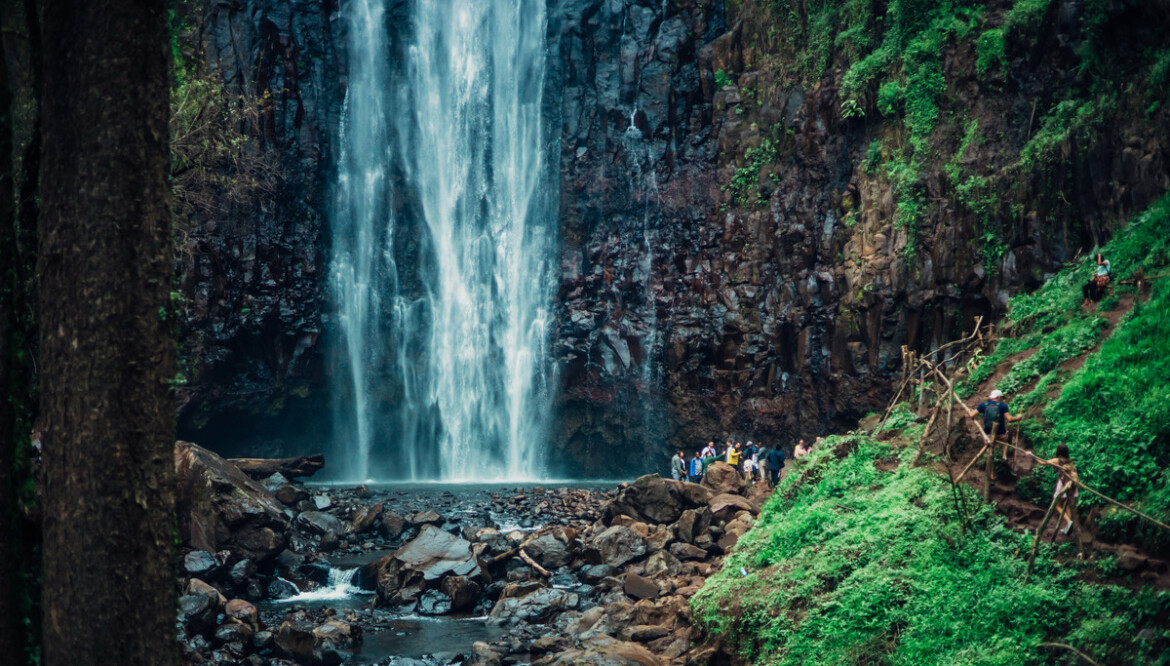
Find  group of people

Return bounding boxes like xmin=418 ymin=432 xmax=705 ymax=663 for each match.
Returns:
xmin=967 ymin=388 xmax=1079 ymax=536
xmin=670 ymin=436 xmax=819 ymax=489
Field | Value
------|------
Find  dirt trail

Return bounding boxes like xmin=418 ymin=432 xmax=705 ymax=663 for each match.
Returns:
xmin=926 ymin=293 xmax=1169 ymax=588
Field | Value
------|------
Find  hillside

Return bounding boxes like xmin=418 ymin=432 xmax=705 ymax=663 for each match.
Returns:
xmin=692 ymin=195 xmax=1170 ymax=664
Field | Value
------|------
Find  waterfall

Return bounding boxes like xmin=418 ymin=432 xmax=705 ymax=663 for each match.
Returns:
xmin=330 ymin=0 xmax=555 ymax=482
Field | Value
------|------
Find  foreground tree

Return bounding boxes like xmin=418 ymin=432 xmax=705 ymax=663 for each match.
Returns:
xmin=38 ymin=1 xmax=178 ymax=664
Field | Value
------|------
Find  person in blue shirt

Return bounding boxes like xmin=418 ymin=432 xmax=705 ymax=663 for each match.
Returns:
xmin=688 ymin=452 xmax=702 ymax=483
xmin=967 ymin=389 xmax=1023 ymax=459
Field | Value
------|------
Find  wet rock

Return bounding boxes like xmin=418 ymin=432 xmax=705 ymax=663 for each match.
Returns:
xmin=312 ymin=494 xmax=332 ymax=510
xmin=580 ymin=564 xmax=616 ymax=584
xmin=668 ymin=542 xmax=707 ymax=561
xmin=409 ymin=510 xmax=443 ymax=526
xmin=348 ymin=504 xmax=380 ymax=534
xmin=184 ymin=550 xmax=222 ymax=578
xmin=297 ymin=510 xmax=345 ymax=537
xmin=252 ymin=631 xmax=274 ymax=650
xmin=276 ymin=485 xmax=309 ymax=506
xmin=585 ymin=526 xmax=647 ymax=567
xmin=700 ymin=462 xmax=744 ymax=495
xmin=380 ymin=511 xmax=406 ymax=539
xmin=707 ymin=493 xmax=756 ymax=521
xmin=441 ymin=574 xmax=482 ymax=611
xmin=520 ymin=526 xmax=576 ymax=569
xmin=419 ymin=589 xmax=454 ymax=615
xmin=488 ymin=587 xmax=578 ymax=626
xmin=628 ymin=624 xmax=670 ymax=642
xmin=178 ymin=592 xmax=218 ymax=634
xmin=267 ymin=578 xmax=299 ymax=600
xmin=371 ymin=524 xmax=484 ymax=604
xmin=214 ymin=621 xmax=254 ymax=645
xmin=643 ymin=550 xmax=681 ymax=578
xmin=623 ymin=573 xmax=660 ymax=600
xmin=225 ymin=598 xmax=260 ymax=630
xmin=175 ymin=441 xmax=289 ymax=562
xmin=229 ymin=559 xmax=257 ymax=587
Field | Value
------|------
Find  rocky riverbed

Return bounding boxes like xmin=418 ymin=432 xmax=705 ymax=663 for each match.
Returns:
xmin=176 ymin=442 xmax=765 ymax=665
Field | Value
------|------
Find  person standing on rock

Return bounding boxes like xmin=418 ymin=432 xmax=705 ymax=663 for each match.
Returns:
xmin=689 ymin=452 xmax=702 ymax=483
xmin=967 ymin=389 xmax=1023 ymax=459
xmin=794 ymin=439 xmax=810 ymax=459
xmin=671 ymin=450 xmax=686 ymax=481
xmin=766 ymin=445 xmax=785 ymax=487
xmin=726 ymin=442 xmax=741 ymax=468
xmin=743 ymin=443 xmax=759 ymax=485
xmin=701 ymin=441 xmax=717 ymax=460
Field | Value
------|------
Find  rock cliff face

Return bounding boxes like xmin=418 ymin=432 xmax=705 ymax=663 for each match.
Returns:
xmin=174 ymin=0 xmax=342 ymax=454
xmin=178 ymin=0 xmax=1170 ymax=474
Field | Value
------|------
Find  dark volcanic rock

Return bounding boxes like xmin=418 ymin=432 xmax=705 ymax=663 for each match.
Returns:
xmin=371 ymin=525 xmax=485 ymax=604
xmin=623 ymin=573 xmax=660 ymax=600
xmin=296 ymin=511 xmax=344 ymax=537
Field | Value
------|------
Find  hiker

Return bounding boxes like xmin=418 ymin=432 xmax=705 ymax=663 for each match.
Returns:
xmin=671 ymin=450 xmax=686 ymax=481
xmin=967 ymin=389 xmax=1022 ymax=459
xmin=766 ymin=445 xmax=785 ymax=487
xmin=743 ymin=443 xmax=759 ymax=485
xmin=1082 ymin=252 xmax=1112 ymax=304
xmin=701 ymin=441 xmax=717 ymax=460
xmin=1036 ymin=444 xmax=1081 ymax=537
xmin=688 ymin=452 xmax=702 ymax=483
xmin=793 ymin=439 xmax=810 ymax=459
xmin=726 ymin=442 xmax=741 ymax=468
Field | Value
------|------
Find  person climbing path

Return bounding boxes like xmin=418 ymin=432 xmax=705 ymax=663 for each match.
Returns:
xmin=1036 ymin=443 xmax=1081 ymax=537
xmin=966 ymin=389 xmax=1023 ymax=461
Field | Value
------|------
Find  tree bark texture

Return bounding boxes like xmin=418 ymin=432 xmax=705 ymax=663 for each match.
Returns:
xmin=0 ymin=31 xmax=23 ymax=666
xmin=38 ymin=1 xmax=177 ymax=665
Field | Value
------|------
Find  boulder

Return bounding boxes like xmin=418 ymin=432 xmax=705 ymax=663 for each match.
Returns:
xmin=184 ymin=550 xmax=222 ymax=578
xmin=296 ymin=511 xmax=345 ymax=537
xmin=623 ymin=573 xmax=660 ymax=600
xmin=520 ymin=526 xmax=576 ymax=569
xmin=707 ymin=493 xmax=756 ymax=521
xmin=380 ymin=511 xmax=406 ymax=539
xmin=348 ymin=504 xmax=381 ymax=534
xmin=409 ymin=510 xmax=443 ymax=526
xmin=700 ymin=462 xmax=744 ymax=495
xmin=585 ymin=525 xmax=647 ymax=567
xmin=668 ymin=542 xmax=707 ymax=561
xmin=418 ymin=589 xmax=453 ymax=615
xmin=371 ymin=525 xmax=484 ymax=604
xmin=643 ymin=550 xmax=681 ymax=578
xmin=224 ymin=599 xmax=260 ymax=631
xmin=487 ymin=587 xmax=578 ymax=625
xmin=214 ymin=621 xmax=254 ymax=645
xmin=440 ymin=575 xmax=482 ymax=611
xmin=603 ymin=475 xmax=708 ymax=526
xmin=175 ymin=441 xmax=289 ymax=562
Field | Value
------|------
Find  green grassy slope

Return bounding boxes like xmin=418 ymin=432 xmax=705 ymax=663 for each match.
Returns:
xmin=693 ymin=196 xmax=1170 ymax=664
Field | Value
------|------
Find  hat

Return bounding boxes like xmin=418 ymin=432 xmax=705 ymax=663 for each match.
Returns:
xmin=989 ymin=389 xmax=1003 ymax=400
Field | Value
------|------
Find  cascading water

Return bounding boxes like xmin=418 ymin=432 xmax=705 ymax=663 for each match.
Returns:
xmin=330 ymin=0 xmax=555 ymax=482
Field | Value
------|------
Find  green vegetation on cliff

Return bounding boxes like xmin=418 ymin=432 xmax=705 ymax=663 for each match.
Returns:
xmin=694 ymin=195 xmax=1170 ymax=663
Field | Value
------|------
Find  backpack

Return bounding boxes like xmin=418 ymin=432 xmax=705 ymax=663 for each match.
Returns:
xmin=982 ymin=401 xmax=1005 ymax=434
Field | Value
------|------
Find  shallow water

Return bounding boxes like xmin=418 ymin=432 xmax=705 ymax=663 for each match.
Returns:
xmin=353 ymin=616 xmax=505 ymax=663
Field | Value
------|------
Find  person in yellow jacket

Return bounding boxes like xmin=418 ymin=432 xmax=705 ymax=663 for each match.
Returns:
xmin=726 ymin=442 xmax=741 ymax=467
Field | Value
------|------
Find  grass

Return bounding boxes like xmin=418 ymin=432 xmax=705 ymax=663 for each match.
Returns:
xmin=693 ymin=435 xmax=1170 ymax=665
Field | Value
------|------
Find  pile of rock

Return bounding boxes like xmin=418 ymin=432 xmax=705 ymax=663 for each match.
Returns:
xmin=389 ymin=463 xmax=765 ymax=665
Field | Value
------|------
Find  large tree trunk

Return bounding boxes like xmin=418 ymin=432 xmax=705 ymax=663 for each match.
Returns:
xmin=0 ymin=30 xmax=23 ymax=666
xmin=37 ymin=0 xmax=177 ymax=664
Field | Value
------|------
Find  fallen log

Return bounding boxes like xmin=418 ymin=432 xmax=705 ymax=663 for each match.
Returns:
xmin=228 ymin=454 xmax=326 ymax=480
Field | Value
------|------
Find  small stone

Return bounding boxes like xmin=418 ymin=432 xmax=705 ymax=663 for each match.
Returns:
xmin=266 ymin=578 xmax=298 ymax=600
xmin=184 ymin=550 xmax=219 ymax=578
xmin=313 ymin=494 xmax=333 ymax=510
